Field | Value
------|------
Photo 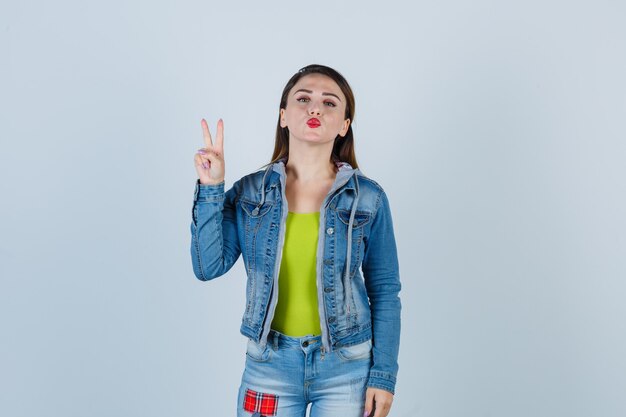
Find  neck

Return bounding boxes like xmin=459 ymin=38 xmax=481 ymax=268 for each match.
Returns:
xmin=285 ymin=142 xmax=336 ymax=182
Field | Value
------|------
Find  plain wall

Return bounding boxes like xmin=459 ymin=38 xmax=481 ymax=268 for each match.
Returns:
xmin=1 ymin=1 xmax=625 ymax=416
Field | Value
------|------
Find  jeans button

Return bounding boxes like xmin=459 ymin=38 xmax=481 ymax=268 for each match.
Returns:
xmin=302 ymin=340 xmax=309 ymax=347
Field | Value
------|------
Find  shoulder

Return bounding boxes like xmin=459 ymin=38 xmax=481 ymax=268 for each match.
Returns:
xmin=237 ymin=168 xmax=267 ymax=185
xmin=354 ymin=171 xmax=391 ymax=211
xmin=228 ymin=167 xmax=275 ymax=197
xmin=355 ymin=171 xmax=386 ymax=194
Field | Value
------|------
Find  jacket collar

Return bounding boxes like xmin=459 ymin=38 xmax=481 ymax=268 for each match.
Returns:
xmin=270 ymin=156 xmax=359 ymax=192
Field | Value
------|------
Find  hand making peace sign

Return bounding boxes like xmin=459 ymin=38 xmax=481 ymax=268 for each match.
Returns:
xmin=194 ymin=118 xmax=225 ymax=185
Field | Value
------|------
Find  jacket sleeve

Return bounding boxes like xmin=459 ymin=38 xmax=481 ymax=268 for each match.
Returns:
xmin=190 ymin=178 xmax=242 ymax=280
xmin=361 ymin=189 xmax=402 ymax=394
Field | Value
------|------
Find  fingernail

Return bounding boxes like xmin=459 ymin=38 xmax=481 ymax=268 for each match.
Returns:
xmin=197 ymin=149 xmax=206 ymax=154
xmin=363 ymin=412 xmax=369 ymax=417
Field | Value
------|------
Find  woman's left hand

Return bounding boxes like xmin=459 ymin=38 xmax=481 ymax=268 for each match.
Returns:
xmin=364 ymin=387 xmax=394 ymax=417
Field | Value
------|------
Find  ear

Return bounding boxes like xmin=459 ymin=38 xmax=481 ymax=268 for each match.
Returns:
xmin=280 ymin=108 xmax=287 ymax=128
xmin=339 ymin=118 xmax=351 ymax=137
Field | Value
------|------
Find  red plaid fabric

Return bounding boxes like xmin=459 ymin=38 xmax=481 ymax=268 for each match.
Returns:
xmin=243 ymin=388 xmax=279 ymax=416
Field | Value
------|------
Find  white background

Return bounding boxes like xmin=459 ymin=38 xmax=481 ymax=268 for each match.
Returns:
xmin=1 ymin=1 xmax=625 ymax=416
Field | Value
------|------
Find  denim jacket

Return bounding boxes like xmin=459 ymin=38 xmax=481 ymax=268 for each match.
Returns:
xmin=190 ymin=158 xmax=402 ymax=394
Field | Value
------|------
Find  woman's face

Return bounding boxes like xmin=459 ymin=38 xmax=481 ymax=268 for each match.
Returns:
xmin=280 ymin=73 xmax=350 ymax=146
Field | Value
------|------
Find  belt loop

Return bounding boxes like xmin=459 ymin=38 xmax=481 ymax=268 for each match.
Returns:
xmin=272 ymin=331 xmax=278 ymax=350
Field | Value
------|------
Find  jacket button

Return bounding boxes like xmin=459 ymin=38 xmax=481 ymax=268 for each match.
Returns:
xmin=326 ymin=227 xmax=334 ymax=235
xmin=328 ymin=316 xmax=336 ymax=323
xmin=324 ymin=287 xmax=333 ymax=293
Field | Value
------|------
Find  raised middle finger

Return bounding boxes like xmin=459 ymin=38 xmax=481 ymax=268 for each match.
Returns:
xmin=214 ymin=118 xmax=224 ymax=153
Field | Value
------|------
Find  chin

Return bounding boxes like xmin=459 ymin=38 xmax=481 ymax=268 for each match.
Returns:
xmin=299 ymin=136 xmax=334 ymax=145
xmin=297 ymin=130 xmax=330 ymax=140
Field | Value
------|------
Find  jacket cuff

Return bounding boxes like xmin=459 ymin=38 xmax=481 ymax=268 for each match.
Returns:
xmin=366 ymin=371 xmax=396 ymax=395
xmin=194 ymin=179 xmax=225 ymax=201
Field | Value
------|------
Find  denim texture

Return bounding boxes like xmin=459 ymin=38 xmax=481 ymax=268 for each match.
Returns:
xmin=237 ymin=330 xmax=372 ymax=417
xmin=190 ymin=158 xmax=401 ymax=393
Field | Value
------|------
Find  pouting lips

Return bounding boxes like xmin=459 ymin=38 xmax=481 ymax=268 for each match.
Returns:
xmin=307 ymin=118 xmax=321 ymax=128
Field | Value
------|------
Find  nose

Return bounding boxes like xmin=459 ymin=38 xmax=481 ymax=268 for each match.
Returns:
xmin=308 ymin=101 xmax=321 ymax=116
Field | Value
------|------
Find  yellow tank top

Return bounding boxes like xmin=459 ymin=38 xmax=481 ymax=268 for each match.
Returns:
xmin=270 ymin=211 xmax=322 ymax=337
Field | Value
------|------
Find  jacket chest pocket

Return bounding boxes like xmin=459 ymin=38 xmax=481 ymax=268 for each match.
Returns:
xmin=240 ymin=198 xmax=274 ymax=219
xmin=239 ymin=196 xmax=277 ymax=262
xmin=336 ymin=210 xmax=372 ymax=277
xmin=239 ymin=183 xmax=279 ymax=227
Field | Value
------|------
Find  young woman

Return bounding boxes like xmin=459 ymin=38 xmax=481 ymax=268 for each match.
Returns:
xmin=191 ymin=64 xmax=401 ymax=417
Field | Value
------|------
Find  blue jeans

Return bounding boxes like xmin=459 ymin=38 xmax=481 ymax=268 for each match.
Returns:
xmin=237 ymin=330 xmax=372 ymax=417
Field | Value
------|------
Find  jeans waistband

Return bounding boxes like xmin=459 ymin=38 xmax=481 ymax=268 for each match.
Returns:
xmin=268 ymin=329 xmax=323 ymax=349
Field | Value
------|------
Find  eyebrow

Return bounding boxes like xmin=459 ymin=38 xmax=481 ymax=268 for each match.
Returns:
xmin=293 ymin=89 xmax=342 ymax=102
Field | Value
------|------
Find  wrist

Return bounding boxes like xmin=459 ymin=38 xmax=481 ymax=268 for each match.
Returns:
xmin=199 ymin=178 xmax=225 ymax=186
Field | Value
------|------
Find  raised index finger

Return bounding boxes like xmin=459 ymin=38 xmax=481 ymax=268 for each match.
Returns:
xmin=201 ymin=118 xmax=213 ymax=148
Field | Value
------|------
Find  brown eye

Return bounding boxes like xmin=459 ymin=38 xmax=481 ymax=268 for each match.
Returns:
xmin=324 ymin=101 xmax=336 ymax=107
